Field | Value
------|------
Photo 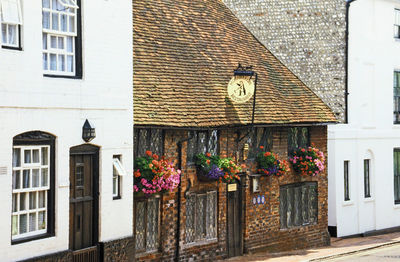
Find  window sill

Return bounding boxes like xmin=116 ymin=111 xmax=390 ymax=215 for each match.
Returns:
xmin=394 ymin=201 xmax=400 ymax=209
xmin=280 ymin=222 xmax=317 ymax=231
xmin=12 ymin=232 xmax=55 ymax=245
xmin=113 ymin=195 xmax=121 ymax=200
xmin=43 ymin=74 xmax=82 ymax=80
xmin=184 ymin=238 xmax=218 ymax=249
xmin=342 ymin=200 xmax=354 ymax=206
xmin=2 ymin=46 xmax=22 ymax=51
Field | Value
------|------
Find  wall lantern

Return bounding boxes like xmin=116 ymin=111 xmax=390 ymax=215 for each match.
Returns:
xmin=82 ymin=119 xmax=96 ymax=142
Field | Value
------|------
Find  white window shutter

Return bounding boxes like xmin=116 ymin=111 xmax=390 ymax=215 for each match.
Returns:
xmin=1 ymin=0 xmax=22 ymax=25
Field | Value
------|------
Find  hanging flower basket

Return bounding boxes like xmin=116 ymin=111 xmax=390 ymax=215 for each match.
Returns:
xmin=289 ymin=146 xmax=325 ymax=176
xmin=134 ymin=151 xmax=181 ymax=195
xmin=194 ymin=153 xmax=242 ymax=184
xmin=256 ymin=146 xmax=290 ymax=176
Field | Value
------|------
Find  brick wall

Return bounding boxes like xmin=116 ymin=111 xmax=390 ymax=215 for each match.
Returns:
xmin=222 ymin=0 xmax=346 ymax=122
xmin=135 ymin=126 xmax=329 ymax=261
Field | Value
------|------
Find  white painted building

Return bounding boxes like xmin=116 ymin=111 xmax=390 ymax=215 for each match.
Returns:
xmin=328 ymin=0 xmax=400 ymax=237
xmin=0 ymin=0 xmax=133 ymax=261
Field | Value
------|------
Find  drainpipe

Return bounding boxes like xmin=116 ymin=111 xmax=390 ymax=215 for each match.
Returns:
xmin=175 ymin=134 xmax=194 ymax=262
xmin=345 ymin=0 xmax=358 ymax=123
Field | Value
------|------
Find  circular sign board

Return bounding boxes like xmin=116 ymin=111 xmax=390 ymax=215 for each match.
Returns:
xmin=227 ymin=76 xmax=255 ymax=104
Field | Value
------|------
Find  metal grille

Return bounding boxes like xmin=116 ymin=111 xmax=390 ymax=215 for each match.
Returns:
xmin=280 ymin=182 xmax=318 ymax=229
xmin=185 ymin=194 xmax=196 ymax=243
xmin=135 ymin=201 xmax=145 ymax=250
xmin=72 ymin=246 xmax=98 ymax=262
xmin=146 ymin=198 xmax=159 ymax=251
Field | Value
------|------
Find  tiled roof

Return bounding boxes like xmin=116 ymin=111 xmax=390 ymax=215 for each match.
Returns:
xmin=133 ymin=0 xmax=337 ymax=128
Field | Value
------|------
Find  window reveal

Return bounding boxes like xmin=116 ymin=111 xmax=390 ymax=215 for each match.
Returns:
xmin=279 ymin=182 xmax=317 ymax=229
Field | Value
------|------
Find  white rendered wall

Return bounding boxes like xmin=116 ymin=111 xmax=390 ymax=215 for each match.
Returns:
xmin=328 ymin=0 xmax=400 ymax=237
xmin=0 ymin=0 xmax=133 ymax=261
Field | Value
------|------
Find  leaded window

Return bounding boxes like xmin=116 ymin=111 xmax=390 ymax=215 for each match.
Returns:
xmin=395 ymin=9 xmax=400 ymax=39
xmin=280 ymin=182 xmax=317 ymax=229
xmin=245 ymin=127 xmax=273 ymax=159
xmin=394 ymin=150 xmax=400 ymax=204
xmin=187 ymin=130 xmax=219 ymax=163
xmin=134 ymin=128 xmax=163 ymax=158
xmin=185 ymin=191 xmax=217 ymax=243
xmin=394 ymin=72 xmax=400 ymax=124
xmin=1 ymin=0 xmax=22 ymax=48
xmin=134 ymin=197 xmax=160 ymax=253
xmin=288 ymin=127 xmax=310 ymax=156
xmin=42 ymin=0 xmax=80 ymax=76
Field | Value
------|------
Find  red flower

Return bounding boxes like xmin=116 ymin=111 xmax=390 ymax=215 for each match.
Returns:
xmin=146 ymin=150 xmax=152 ymax=157
xmin=206 ymin=152 xmax=211 ymax=157
xmin=153 ymin=154 xmax=159 ymax=160
xmin=206 ymin=159 xmax=211 ymax=165
xmin=260 ymin=146 xmax=264 ymax=149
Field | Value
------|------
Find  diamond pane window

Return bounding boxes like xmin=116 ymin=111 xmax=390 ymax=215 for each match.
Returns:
xmin=246 ymin=127 xmax=273 ymax=159
xmin=12 ymin=145 xmax=50 ymax=240
xmin=134 ymin=197 xmax=160 ymax=253
xmin=187 ymin=130 xmax=219 ymax=163
xmin=134 ymin=128 xmax=163 ymax=158
xmin=288 ymin=127 xmax=310 ymax=156
xmin=185 ymin=191 xmax=217 ymax=244
xmin=280 ymin=182 xmax=318 ymax=229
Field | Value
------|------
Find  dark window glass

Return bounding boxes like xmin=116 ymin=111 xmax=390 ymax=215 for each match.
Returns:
xmin=134 ymin=197 xmax=160 ymax=253
xmin=185 ymin=191 xmax=217 ymax=243
xmin=288 ymin=127 xmax=310 ymax=156
xmin=187 ymin=130 xmax=219 ymax=163
xmin=394 ymin=72 xmax=400 ymax=124
xmin=134 ymin=128 xmax=163 ymax=158
xmin=364 ymin=159 xmax=371 ymax=198
xmin=279 ymin=182 xmax=317 ymax=229
xmin=394 ymin=150 xmax=400 ymax=204
xmin=344 ymin=161 xmax=350 ymax=201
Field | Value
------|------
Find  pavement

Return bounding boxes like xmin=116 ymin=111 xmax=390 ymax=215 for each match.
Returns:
xmin=224 ymin=232 xmax=400 ymax=262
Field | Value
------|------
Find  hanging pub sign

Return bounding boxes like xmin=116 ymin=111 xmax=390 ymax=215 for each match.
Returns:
xmin=227 ymin=64 xmax=255 ymax=104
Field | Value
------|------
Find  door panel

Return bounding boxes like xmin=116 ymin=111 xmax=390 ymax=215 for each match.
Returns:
xmin=70 ymin=153 xmax=96 ymax=251
xmin=227 ymin=182 xmax=243 ymax=258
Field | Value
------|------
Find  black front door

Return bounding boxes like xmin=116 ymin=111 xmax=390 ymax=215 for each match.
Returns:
xmin=69 ymin=145 xmax=99 ymax=252
xmin=227 ymin=182 xmax=243 ymax=258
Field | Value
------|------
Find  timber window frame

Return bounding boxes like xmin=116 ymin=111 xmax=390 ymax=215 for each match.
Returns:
xmin=134 ymin=128 xmax=164 ymax=158
xmin=395 ymin=9 xmax=400 ymax=39
xmin=1 ymin=0 xmax=22 ymax=49
xmin=185 ymin=191 xmax=218 ymax=244
xmin=279 ymin=182 xmax=318 ymax=229
xmin=187 ymin=130 xmax=219 ymax=164
xmin=134 ymin=196 xmax=160 ymax=253
xmin=42 ymin=0 xmax=82 ymax=78
xmin=11 ymin=132 xmax=55 ymax=244
xmin=394 ymin=149 xmax=400 ymax=204
xmin=288 ymin=127 xmax=310 ymax=156
xmin=112 ymin=155 xmax=125 ymax=200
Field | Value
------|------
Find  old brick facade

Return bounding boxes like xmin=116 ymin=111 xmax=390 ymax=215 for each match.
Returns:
xmin=135 ymin=125 xmax=329 ymax=261
xmin=223 ymin=0 xmax=347 ymax=121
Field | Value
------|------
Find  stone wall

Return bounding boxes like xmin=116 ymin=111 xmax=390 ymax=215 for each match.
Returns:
xmin=135 ymin=126 xmax=329 ymax=261
xmin=222 ymin=0 xmax=347 ymax=121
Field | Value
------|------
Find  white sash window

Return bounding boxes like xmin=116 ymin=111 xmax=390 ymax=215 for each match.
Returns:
xmin=0 ymin=0 xmax=22 ymax=48
xmin=42 ymin=0 xmax=79 ymax=76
